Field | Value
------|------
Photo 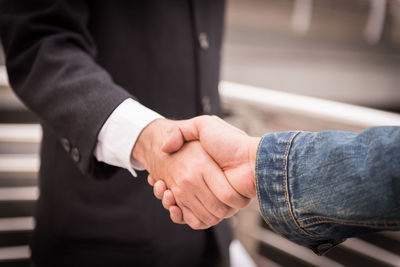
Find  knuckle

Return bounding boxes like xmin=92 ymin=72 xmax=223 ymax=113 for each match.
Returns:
xmin=238 ymin=198 xmax=251 ymax=209
xmin=199 ymin=115 xmax=210 ymax=120
xmin=171 ymin=215 xmax=179 ymax=224
xmin=162 ymin=198 xmax=170 ymax=210
xmin=175 ymin=196 xmax=185 ymax=208
xmin=212 ymin=204 xmax=230 ymax=219
xmin=219 ymin=191 xmax=235 ymax=205
xmin=180 ymin=176 xmax=193 ymax=187
xmin=184 ymin=214 xmax=204 ymax=230
xmin=185 ymin=216 xmax=197 ymax=228
xmin=210 ymin=115 xmax=219 ymax=120
xmin=226 ymin=207 xmax=238 ymax=218
xmin=153 ymin=188 xmax=162 ymax=200
xmin=190 ymin=221 xmax=203 ymax=230
xmin=171 ymin=186 xmax=182 ymax=198
xmin=170 ymin=212 xmax=181 ymax=224
xmin=165 ymin=195 xmax=173 ymax=206
xmin=207 ymin=216 xmax=219 ymax=227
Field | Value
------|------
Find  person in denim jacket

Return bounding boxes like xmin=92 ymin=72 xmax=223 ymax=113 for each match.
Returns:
xmin=149 ymin=115 xmax=400 ymax=255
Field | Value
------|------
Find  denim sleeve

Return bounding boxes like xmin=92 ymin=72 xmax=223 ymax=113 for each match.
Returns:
xmin=255 ymin=126 xmax=400 ymax=255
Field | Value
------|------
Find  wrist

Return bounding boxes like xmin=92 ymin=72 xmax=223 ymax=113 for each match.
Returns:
xmin=131 ymin=118 xmax=169 ymax=168
xmin=248 ymin=136 xmax=261 ymax=197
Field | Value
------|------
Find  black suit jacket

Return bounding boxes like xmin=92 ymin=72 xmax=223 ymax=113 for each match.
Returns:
xmin=0 ymin=1 xmax=231 ymax=266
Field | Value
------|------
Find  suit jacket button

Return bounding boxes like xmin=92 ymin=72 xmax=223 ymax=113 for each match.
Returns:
xmin=60 ymin=138 xmax=70 ymax=152
xmin=198 ymin=32 xmax=209 ymax=50
xmin=71 ymin=147 xmax=80 ymax=163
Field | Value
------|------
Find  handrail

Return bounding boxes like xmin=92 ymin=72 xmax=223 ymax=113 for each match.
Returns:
xmin=251 ymin=227 xmax=343 ymax=267
xmin=340 ymin=238 xmax=400 ymax=267
xmin=219 ymin=81 xmax=400 ymax=128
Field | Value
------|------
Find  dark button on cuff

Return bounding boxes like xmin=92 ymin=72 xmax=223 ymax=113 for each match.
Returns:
xmin=71 ymin=147 xmax=80 ymax=163
xmin=198 ymin=32 xmax=209 ymax=50
xmin=60 ymin=138 xmax=71 ymax=152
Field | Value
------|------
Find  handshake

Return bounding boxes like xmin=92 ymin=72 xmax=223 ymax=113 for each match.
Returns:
xmin=132 ymin=115 xmax=261 ymax=229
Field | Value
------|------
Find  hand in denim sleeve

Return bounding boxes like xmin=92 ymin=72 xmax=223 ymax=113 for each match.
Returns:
xmin=257 ymin=126 xmax=400 ymax=254
xmin=148 ymin=116 xmax=400 ymax=255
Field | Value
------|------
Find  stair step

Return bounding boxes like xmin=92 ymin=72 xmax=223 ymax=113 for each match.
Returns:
xmin=0 ymin=187 xmax=38 ymax=201
xmin=0 ymin=217 xmax=34 ymax=232
xmin=0 ymin=125 xmax=40 ymax=144
xmin=0 ymin=156 xmax=39 ymax=174
xmin=0 ymin=246 xmax=30 ymax=262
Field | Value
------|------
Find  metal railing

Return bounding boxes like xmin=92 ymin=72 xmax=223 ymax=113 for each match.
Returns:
xmin=219 ymin=81 xmax=400 ymax=267
xmin=219 ymin=81 xmax=400 ymax=128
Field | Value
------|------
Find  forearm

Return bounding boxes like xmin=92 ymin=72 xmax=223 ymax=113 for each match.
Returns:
xmin=256 ymin=126 xmax=400 ymax=254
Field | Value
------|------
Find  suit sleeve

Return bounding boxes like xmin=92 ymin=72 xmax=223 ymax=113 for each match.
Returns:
xmin=0 ymin=0 xmax=132 ymax=177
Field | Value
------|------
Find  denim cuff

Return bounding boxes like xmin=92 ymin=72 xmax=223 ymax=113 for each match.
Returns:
xmin=255 ymin=131 xmax=339 ymax=255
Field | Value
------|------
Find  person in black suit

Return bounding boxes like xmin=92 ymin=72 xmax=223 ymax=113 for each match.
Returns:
xmin=0 ymin=1 xmax=250 ymax=266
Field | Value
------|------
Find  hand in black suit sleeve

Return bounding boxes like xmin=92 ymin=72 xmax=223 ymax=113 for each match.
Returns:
xmin=0 ymin=0 xmax=132 ymax=176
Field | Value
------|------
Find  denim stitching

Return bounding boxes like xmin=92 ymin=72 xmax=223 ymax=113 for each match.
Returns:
xmin=299 ymin=216 xmax=400 ymax=228
xmin=302 ymin=220 xmax=400 ymax=228
xmin=255 ymin=134 xmax=278 ymax=233
xmin=283 ymin=131 xmax=316 ymax=237
xmin=298 ymin=216 xmax=400 ymax=223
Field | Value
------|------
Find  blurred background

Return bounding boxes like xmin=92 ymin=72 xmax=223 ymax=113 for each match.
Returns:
xmin=223 ymin=0 xmax=400 ymax=112
xmin=0 ymin=0 xmax=400 ymax=266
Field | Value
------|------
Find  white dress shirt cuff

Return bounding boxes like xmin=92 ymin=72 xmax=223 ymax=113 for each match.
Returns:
xmin=94 ymin=98 xmax=164 ymax=177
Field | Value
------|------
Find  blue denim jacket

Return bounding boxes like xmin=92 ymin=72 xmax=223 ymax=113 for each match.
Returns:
xmin=255 ymin=126 xmax=400 ymax=255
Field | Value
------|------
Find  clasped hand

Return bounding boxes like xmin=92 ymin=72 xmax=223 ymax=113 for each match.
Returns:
xmin=132 ymin=116 xmax=259 ymax=229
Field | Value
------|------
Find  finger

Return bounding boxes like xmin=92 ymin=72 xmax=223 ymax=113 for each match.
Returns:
xmin=180 ymin=205 xmax=209 ymax=230
xmin=168 ymin=201 xmax=207 ymax=229
xmin=202 ymin=154 xmax=251 ymax=211
xmin=171 ymin=185 xmax=219 ymax=228
xmin=196 ymin=168 xmax=238 ymax=219
xmin=147 ymin=174 xmax=156 ymax=186
xmin=153 ymin=180 xmax=167 ymax=200
xmin=169 ymin=205 xmax=184 ymax=224
xmin=162 ymin=190 xmax=176 ymax=210
xmin=170 ymin=196 xmax=208 ymax=229
xmin=169 ymin=141 xmax=235 ymax=223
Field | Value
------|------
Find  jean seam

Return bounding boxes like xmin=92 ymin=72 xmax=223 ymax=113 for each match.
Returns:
xmin=302 ymin=221 xmax=400 ymax=228
xmin=283 ymin=131 xmax=316 ymax=237
xmin=255 ymin=134 xmax=279 ymax=233
xmin=299 ymin=216 xmax=400 ymax=228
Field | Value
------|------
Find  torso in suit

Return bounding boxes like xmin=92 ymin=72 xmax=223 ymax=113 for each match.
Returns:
xmin=0 ymin=0 xmax=231 ymax=266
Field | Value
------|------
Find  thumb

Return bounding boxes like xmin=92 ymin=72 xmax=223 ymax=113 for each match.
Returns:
xmin=161 ymin=126 xmax=185 ymax=153
xmin=161 ymin=119 xmax=199 ymax=153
